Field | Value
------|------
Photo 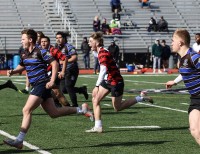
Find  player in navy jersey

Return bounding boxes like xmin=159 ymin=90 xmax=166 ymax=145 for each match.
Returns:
xmin=3 ymin=29 xmax=93 ymax=149
xmin=85 ymin=32 xmax=153 ymax=133
xmin=55 ymin=31 xmax=88 ymax=107
xmin=166 ymin=29 xmax=200 ymax=145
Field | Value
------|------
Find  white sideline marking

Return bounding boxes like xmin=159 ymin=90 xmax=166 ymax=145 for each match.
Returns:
xmin=103 ymin=104 xmax=111 ymax=106
xmin=0 ymin=130 xmax=51 ymax=154
xmin=181 ymin=103 xmax=189 ymax=105
xmin=110 ymin=126 xmax=160 ymax=129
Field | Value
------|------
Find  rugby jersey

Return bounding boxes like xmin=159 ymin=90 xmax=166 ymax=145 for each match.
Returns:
xmin=47 ymin=45 xmax=66 ymax=72
xmin=179 ymin=48 xmax=200 ymax=96
xmin=19 ymin=47 xmax=55 ymax=86
xmin=56 ymin=43 xmax=78 ymax=70
xmin=98 ymin=47 xmax=123 ymax=85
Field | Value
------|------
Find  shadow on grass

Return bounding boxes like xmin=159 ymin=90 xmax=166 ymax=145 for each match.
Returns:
xmin=85 ymin=140 xmax=171 ymax=148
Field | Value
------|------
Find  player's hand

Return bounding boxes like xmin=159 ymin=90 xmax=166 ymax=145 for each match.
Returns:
xmin=165 ymin=81 xmax=175 ymax=89
xmin=58 ymin=72 xmax=65 ymax=79
xmin=46 ymin=81 xmax=55 ymax=89
xmin=7 ymin=70 xmax=13 ymax=77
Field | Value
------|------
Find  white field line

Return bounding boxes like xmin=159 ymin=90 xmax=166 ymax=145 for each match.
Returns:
xmin=181 ymin=103 xmax=189 ymax=105
xmin=0 ymin=130 xmax=51 ymax=154
xmin=103 ymin=95 xmax=187 ymax=113
xmin=110 ymin=126 xmax=161 ymax=129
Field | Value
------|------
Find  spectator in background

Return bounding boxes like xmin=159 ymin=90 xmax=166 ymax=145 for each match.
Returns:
xmin=112 ymin=9 xmax=121 ymax=28
xmin=81 ymin=37 xmax=91 ymax=69
xmin=109 ymin=20 xmax=122 ymax=35
xmin=152 ymin=38 xmax=163 ymax=73
xmin=192 ymin=33 xmax=200 ymax=53
xmin=110 ymin=0 xmax=121 ymax=12
xmin=147 ymin=17 xmax=157 ymax=32
xmin=101 ymin=18 xmax=110 ymax=35
xmin=141 ymin=0 xmax=150 ymax=8
xmin=108 ymin=40 xmax=120 ymax=66
xmin=157 ymin=16 xmax=168 ymax=32
xmin=93 ymin=16 xmax=101 ymax=32
xmin=161 ymin=40 xmax=171 ymax=72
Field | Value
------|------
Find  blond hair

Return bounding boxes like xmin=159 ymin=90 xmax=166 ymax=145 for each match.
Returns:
xmin=90 ymin=32 xmax=104 ymax=47
xmin=173 ymin=29 xmax=190 ymax=47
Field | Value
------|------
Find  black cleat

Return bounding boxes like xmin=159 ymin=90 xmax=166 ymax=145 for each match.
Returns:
xmin=3 ymin=138 xmax=23 ymax=149
xmin=141 ymin=91 xmax=154 ymax=104
xmin=82 ymin=86 xmax=89 ymax=100
xmin=6 ymin=80 xmax=18 ymax=91
xmin=20 ymin=89 xmax=29 ymax=94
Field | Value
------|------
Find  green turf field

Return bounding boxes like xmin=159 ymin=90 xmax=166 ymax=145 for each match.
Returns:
xmin=0 ymin=74 xmax=199 ymax=154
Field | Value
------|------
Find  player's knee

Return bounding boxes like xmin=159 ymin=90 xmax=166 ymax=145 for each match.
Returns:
xmin=190 ymin=127 xmax=200 ymax=138
xmin=22 ymin=107 xmax=32 ymax=115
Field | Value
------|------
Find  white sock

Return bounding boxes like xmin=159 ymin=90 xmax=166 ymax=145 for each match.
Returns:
xmin=95 ymin=120 xmax=102 ymax=128
xmin=25 ymin=87 xmax=29 ymax=91
xmin=16 ymin=131 xmax=26 ymax=142
xmin=76 ymin=107 xmax=83 ymax=114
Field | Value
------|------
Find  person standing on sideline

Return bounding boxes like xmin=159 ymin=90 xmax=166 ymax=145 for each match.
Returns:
xmin=55 ymin=31 xmax=88 ymax=107
xmin=161 ymin=40 xmax=171 ymax=72
xmin=165 ymin=29 xmax=200 ymax=146
xmin=192 ymin=33 xmax=200 ymax=53
xmin=108 ymin=40 xmax=120 ymax=66
xmin=86 ymin=32 xmax=153 ymax=133
xmin=152 ymin=38 xmax=162 ymax=73
xmin=81 ymin=37 xmax=91 ymax=69
xmin=3 ymin=29 xmax=93 ymax=149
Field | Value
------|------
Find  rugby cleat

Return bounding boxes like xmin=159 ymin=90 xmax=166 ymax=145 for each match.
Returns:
xmin=20 ymin=89 xmax=29 ymax=94
xmin=3 ymin=138 xmax=23 ymax=149
xmin=140 ymin=91 xmax=154 ymax=104
xmin=82 ymin=86 xmax=89 ymax=100
xmin=6 ymin=80 xmax=18 ymax=91
xmin=85 ymin=127 xmax=103 ymax=133
xmin=82 ymin=103 xmax=94 ymax=122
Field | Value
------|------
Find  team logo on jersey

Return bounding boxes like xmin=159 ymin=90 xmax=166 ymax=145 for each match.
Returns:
xmin=32 ymin=52 xmax=38 ymax=59
xmin=183 ymin=59 xmax=188 ymax=67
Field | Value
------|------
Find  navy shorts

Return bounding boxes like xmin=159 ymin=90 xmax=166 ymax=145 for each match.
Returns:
xmin=188 ymin=97 xmax=200 ymax=114
xmin=30 ymin=82 xmax=52 ymax=100
xmin=100 ymin=80 xmax=124 ymax=97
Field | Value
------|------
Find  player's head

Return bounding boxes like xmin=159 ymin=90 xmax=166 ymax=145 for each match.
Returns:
xmin=171 ymin=29 xmax=190 ymax=52
xmin=56 ymin=31 xmax=67 ymax=46
xmin=21 ymin=29 xmax=37 ymax=49
xmin=37 ymin=31 xmax=45 ymax=44
xmin=40 ymin=36 xmax=50 ymax=49
xmin=89 ymin=32 xmax=104 ymax=51
xmin=195 ymin=33 xmax=200 ymax=44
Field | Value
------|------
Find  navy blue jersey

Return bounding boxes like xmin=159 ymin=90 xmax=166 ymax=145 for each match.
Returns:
xmin=179 ymin=48 xmax=200 ymax=96
xmin=19 ymin=47 xmax=55 ymax=86
xmin=58 ymin=43 xmax=78 ymax=70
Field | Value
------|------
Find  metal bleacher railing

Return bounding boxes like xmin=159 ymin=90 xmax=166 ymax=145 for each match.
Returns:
xmin=55 ymin=0 xmax=77 ymax=48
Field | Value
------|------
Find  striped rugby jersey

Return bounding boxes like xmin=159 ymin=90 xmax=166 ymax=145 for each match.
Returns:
xmin=20 ymin=47 xmax=55 ymax=86
xmin=47 ymin=45 xmax=66 ymax=72
xmin=179 ymin=48 xmax=200 ymax=96
xmin=57 ymin=43 xmax=78 ymax=70
xmin=98 ymin=47 xmax=123 ymax=85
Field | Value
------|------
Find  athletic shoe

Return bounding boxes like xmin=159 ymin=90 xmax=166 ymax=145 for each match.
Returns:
xmin=85 ymin=127 xmax=103 ymax=133
xmin=3 ymin=138 xmax=23 ymax=149
xmin=20 ymin=89 xmax=29 ymax=94
xmin=6 ymin=80 xmax=18 ymax=91
xmin=82 ymin=103 xmax=94 ymax=122
xmin=82 ymin=86 xmax=89 ymax=100
xmin=140 ymin=91 xmax=154 ymax=104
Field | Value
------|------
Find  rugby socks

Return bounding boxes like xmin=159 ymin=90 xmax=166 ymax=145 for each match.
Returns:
xmin=16 ymin=131 xmax=26 ymax=142
xmin=95 ymin=120 xmax=102 ymax=128
xmin=135 ymin=96 xmax=143 ymax=103
xmin=76 ymin=107 xmax=83 ymax=114
xmin=25 ymin=86 xmax=30 ymax=92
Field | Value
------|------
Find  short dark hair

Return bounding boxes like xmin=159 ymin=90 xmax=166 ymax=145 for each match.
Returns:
xmin=56 ymin=31 xmax=68 ymax=42
xmin=195 ymin=33 xmax=200 ymax=36
xmin=161 ymin=39 xmax=166 ymax=43
xmin=41 ymin=35 xmax=50 ymax=43
xmin=21 ymin=29 xmax=37 ymax=44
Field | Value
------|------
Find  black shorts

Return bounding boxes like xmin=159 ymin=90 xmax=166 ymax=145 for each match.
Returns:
xmin=188 ymin=97 xmax=200 ymax=114
xmin=100 ymin=80 xmax=124 ymax=97
xmin=30 ymin=81 xmax=52 ymax=101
